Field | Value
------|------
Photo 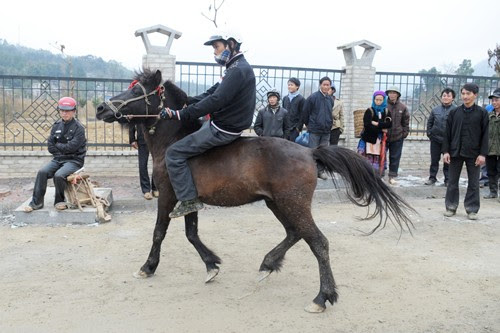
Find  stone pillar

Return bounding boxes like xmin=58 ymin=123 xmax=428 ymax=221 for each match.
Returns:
xmin=135 ymin=24 xmax=182 ymax=82
xmin=337 ymin=40 xmax=381 ymax=149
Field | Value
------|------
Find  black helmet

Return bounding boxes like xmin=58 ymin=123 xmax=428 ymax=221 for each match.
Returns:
xmin=267 ymin=89 xmax=280 ymax=101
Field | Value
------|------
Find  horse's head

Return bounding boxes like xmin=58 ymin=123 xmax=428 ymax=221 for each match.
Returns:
xmin=96 ymin=69 xmax=164 ymax=124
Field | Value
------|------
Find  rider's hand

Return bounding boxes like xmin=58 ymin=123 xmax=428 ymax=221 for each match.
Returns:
xmin=131 ymin=141 xmax=138 ymax=150
xmin=159 ymin=108 xmax=181 ymax=120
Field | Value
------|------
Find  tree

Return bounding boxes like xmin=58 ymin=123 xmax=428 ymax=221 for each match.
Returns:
xmin=487 ymin=44 xmax=500 ymax=76
xmin=455 ymin=59 xmax=474 ymax=76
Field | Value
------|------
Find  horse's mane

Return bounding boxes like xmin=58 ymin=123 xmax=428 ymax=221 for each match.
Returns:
xmin=133 ymin=68 xmax=160 ymax=87
xmin=163 ymin=80 xmax=188 ymax=106
xmin=133 ymin=69 xmax=188 ymax=106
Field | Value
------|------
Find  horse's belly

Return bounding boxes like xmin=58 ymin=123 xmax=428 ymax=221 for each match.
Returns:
xmin=196 ymin=181 xmax=270 ymax=207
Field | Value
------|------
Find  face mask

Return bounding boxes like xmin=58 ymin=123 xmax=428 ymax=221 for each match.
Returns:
xmin=214 ymin=49 xmax=231 ymax=65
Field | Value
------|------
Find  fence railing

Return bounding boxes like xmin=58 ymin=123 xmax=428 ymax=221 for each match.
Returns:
xmin=0 ymin=62 xmax=344 ymax=150
xmin=374 ymin=72 xmax=499 ymax=135
xmin=1 ymin=62 xmax=498 ymax=150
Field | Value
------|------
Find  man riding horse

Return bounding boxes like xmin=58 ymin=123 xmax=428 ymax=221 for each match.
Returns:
xmin=159 ymin=32 xmax=256 ymax=218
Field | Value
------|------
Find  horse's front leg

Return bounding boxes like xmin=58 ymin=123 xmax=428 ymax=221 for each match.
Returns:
xmin=134 ymin=196 xmax=175 ymax=278
xmin=184 ymin=212 xmax=221 ymax=282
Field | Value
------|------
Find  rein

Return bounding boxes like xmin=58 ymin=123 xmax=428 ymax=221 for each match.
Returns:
xmin=104 ymin=81 xmax=166 ymax=134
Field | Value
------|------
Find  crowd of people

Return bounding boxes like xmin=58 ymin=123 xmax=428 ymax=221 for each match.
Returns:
xmin=22 ymin=31 xmax=499 ymax=221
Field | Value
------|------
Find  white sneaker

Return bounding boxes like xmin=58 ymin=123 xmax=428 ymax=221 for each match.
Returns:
xmin=388 ymin=177 xmax=398 ymax=185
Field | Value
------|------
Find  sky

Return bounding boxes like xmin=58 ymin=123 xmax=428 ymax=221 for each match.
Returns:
xmin=1 ymin=0 xmax=498 ymax=74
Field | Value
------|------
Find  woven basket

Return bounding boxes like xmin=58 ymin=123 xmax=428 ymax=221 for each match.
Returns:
xmin=353 ymin=109 xmax=366 ymax=138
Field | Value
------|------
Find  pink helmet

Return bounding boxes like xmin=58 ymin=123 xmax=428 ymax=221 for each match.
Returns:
xmin=57 ymin=97 xmax=77 ymax=111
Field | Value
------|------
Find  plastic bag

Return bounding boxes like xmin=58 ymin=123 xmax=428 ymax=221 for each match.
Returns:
xmin=295 ymin=131 xmax=309 ymax=147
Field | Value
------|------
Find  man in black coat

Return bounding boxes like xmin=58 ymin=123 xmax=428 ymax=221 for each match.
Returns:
xmin=160 ymin=32 xmax=256 ymax=218
xmin=24 ymin=97 xmax=87 ymax=212
xmin=425 ymin=88 xmax=457 ymax=186
xmin=442 ymin=83 xmax=489 ymax=220
xmin=282 ymin=77 xmax=305 ymax=142
xmin=129 ymin=124 xmax=157 ymax=200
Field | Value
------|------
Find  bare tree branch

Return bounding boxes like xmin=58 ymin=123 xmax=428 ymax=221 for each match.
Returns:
xmin=201 ymin=0 xmax=226 ymax=28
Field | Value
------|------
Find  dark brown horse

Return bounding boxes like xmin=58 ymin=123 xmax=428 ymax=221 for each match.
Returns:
xmin=96 ymin=69 xmax=414 ymax=313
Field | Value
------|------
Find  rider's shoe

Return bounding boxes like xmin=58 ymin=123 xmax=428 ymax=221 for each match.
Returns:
xmin=169 ymin=198 xmax=204 ymax=218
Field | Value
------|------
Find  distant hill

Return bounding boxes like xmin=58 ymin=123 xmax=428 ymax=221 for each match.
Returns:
xmin=0 ymin=39 xmax=133 ymax=78
xmin=473 ymin=59 xmax=496 ymax=77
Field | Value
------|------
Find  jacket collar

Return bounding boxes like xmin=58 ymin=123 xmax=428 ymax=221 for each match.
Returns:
xmin=226 ymin=53 xmax=244 ymax=68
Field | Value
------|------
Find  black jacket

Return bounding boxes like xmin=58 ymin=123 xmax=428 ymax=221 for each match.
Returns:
xmin=254 ymin=106 xmax=290 ymax=138
xmin=47 ymin=118 xmax=86 ymax=166
xmin=427 ymin=104 xmax=456 ymax=143
xmin=282 ymin=94 xmax=305 ymax=132
xmin=361 ymin=108 xmax=392 ymax=144
xmin=303 ymin=91 xmax=333 ymax=134
xmin=129 ymin=124 xmax=146 ymax=145
xmin=179 ymin=54 xmax=256 ymax=134
xmin=442 ymin=104 xmax=489 ymax=158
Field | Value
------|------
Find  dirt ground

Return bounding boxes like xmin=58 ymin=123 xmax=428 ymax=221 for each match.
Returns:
xmin=0 ymin=194 xmax=499 ymax=333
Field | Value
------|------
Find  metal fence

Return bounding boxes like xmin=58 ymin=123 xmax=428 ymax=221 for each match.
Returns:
xmin=375 ymin=72 xmax=499 ymax=135
xmin=0 ymin=62 xmax=344 ymax=150
xmin=1 ymin=62 xmax=498 ymax=150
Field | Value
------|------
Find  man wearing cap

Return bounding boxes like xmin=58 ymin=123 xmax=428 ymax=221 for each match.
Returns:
xmin=282 ymin=77 xmax=305 ymax=142
xmin=442 ymin=83 xmax=489 ymax=220
xmin=254 ymin=89 xmax=291 ymax=138
xmin=328 ymin=84 xmax=344 ymax=145
xmin=160 ymin=32 xmax=256 ymax=218
xmin=24 ymin=97 xmax=87 ymax=212
xmin=385 ymin=85 xmax=410 ymax=185
xmin=484 ymin=88 xmax=500 ymax=200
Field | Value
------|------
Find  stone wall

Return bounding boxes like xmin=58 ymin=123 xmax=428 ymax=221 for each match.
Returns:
xmin=0 ymin=137 xmax=436 ymax=179
xmin=0 ymin=151 xmax=147 ymax=179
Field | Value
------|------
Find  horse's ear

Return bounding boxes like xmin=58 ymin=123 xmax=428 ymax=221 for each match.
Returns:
xmin=154 ymin=70 xmax=162 ymax=86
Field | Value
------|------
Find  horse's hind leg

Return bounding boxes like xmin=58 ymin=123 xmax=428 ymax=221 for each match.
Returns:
xmin=301 ymin=219 xmax=338 ymax=313
xmin=272 ymin=201 xmax=338 ymax=313
xmin=184 ymin=212 xmax=221 ymax=283
xmin=259 ymin=200 xmax=301 ymax=279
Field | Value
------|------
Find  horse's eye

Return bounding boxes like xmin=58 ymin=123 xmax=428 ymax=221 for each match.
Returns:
xmin=131 ymin=86 xmax=142 ymax=96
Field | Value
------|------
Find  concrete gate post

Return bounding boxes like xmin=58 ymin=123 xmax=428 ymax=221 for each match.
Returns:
xmin=337 ymin=40 xmax=381 ymax=149
xmin=135 ymin=24 xmax=182 ymax=82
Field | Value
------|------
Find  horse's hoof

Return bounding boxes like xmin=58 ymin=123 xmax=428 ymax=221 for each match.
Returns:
xmin=257 ymin=270 xmax=271 ymax=282
xmin=205 ymin=268 xmax=219 ymax=283
xmin=304 ymin=302 xmax=326 ymax=313
xmin=133 ymin=270 xmax=151 ymax=279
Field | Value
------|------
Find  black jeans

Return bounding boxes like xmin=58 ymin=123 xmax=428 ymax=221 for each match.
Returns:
xmin=429 ymin=140 xmax=449 ymax=182
xmin=166 ymin=121 xmax=239 ymax=201
xmin=30 ymin=159 xmax=82 ymax=207
xmin=486 ymin=155 xmax=500 ymax=194
xmin=138 ymin=143 xmax=156 ymax=193
xmin=387 ymin=138 xmax=404 ymax=178
xmin=329 ymin=128 xmax=341 ymax=145
xmin=445 ymin=156 xmax=480 ymax=214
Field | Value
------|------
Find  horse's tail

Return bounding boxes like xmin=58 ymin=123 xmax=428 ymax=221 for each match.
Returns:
xmin=312 ymin=145 xmax=415 ymax=235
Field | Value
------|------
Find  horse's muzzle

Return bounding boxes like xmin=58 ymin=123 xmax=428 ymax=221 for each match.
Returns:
xmin=96 ymin=103 xmax=115 ymax=122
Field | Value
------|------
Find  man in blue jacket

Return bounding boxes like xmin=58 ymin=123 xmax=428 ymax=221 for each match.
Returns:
xmin=425 ymin=88 xmax=457 ymax=186
xmin=160 ymin=32 xmax=256 ymax=218
xmin=303 ymin=76 xmax=333 ymax=180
